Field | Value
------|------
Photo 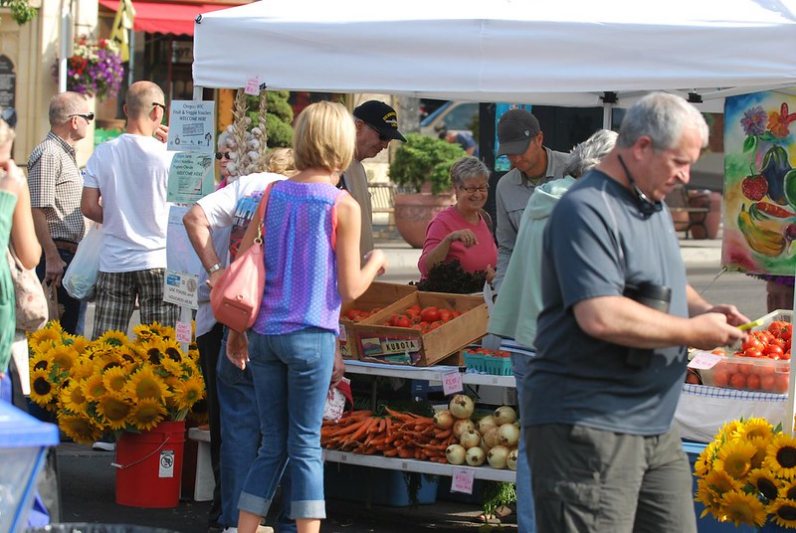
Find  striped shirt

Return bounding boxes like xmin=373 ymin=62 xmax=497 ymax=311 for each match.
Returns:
xmin=27 ymin=132 xmax=85 ymax=243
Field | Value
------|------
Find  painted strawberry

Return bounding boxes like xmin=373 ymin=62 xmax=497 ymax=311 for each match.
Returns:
xmin=742 ymin=173 xmax=768 ymax=201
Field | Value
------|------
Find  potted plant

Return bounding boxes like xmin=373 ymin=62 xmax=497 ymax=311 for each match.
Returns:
xmin=389 ymin=133 xmax=466 ymax=248
xmin=55 ymin=36 xmax=124 ymax=102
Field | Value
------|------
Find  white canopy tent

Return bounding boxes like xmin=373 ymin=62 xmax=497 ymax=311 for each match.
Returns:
xmin=192 ymin=0 xmax=796 ymax=113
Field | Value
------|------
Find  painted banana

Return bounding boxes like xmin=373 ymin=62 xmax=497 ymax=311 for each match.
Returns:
xmin=738 ymin=205 xmax=786 ymax=257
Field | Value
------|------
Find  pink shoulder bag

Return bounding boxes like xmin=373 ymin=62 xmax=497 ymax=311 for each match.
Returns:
xmin=210 ymin=182 xmax=274 ymax=332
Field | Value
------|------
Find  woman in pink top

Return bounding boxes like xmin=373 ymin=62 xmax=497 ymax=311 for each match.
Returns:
xmin=418 ymin=156 xmax=497 ymax=280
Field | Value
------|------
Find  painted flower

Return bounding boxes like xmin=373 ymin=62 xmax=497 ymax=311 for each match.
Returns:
xmin=767 ymin=103 xmax=796 ymax=139
xmin=741 ymin=105 xmax=768 ymax=136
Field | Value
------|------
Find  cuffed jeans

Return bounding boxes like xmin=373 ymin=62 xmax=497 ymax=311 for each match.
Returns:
xmin=238 ymin=328 xmax=334 ymax=521
xmin=218 ymin=329 xmax=296 ymax=532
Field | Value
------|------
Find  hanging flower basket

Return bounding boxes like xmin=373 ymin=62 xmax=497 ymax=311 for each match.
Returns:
xmin=56 ymin=36 xmax=125 ymax=101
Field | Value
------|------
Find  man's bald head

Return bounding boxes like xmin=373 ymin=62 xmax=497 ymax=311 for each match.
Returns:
xmin=49 ymin=92 xmax=88 ymax=126
xmin=125 ymin=81 xmax=165 ymax=119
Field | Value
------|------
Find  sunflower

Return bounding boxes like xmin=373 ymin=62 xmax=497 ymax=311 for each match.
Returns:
xmin=139 ymin=339 xmax=166 ymax=365
xmin=58 ymin=412 xmax=102 ymax=445
xmin=70 ymin=336 xmax=91 ymax=355
xmin=766 ymin=434 xmax=796 ymax=479
xmin=96 ymin=329 xmax=129 ymax=347
xmin=71 ymin=358 xmax=96 ymax=381
xmin=770 ymin=498 xmax=796 ymax=529
xmin=741 ymin=418 xmax=775 ymax=442
xmin=96 ymin=393 xmax=132 ymax=430
xmin=30 ymin=352 xmax=49 ymax=372
xmin=719 ymin=490 xmax=767 ymax=527
xmin=125 ymin=365 xmax=169 ymax=401
xmin=171 ymin=374 xmax=205 ymax=411
xmin=719 ymin=420 xmax=744 ymax=441
xmin=127 ymin=398 xmax=166 ymax=431
xmin=133 ymin=323 xmax=156 ymax=342
xmin=47 ymin=344 xmax=77 ymax=372
xmin=149 ymin=322 xmax=175 ymax=340
xmin=83 ymin=374 xmax=107 ymax=402
xmin=703 ymin=469 xmax=742 ymax=494
xmin=161 ymin=338 xmax=184 ymax=363
xmin=29 ymin=369 xmax=57 ymax=406
xmin=696 ymin=478 xmax=724 ymax=518
xmin=59 ymin=380 xmax=88 ymax=414
xmin=779 ymin=480 xmax=796 ymax=501
xmin=715 ymin=440 xmax=758 ymax=479
xmin=747 ymin=468 xmax=781 ymax=501
xmin=102 ymin=366 xmax=128 ymax=394
xmin=29 ymin=323 xmax=62 ymax=344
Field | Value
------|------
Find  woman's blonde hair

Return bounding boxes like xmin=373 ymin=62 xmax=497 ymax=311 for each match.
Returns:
xmin=266 ymin=147 xmax=297 ymax=177
xmin=292 ymin=101 xmax=355 ymax=172
xmin=0 ymin=110 xmax=15 ymax=148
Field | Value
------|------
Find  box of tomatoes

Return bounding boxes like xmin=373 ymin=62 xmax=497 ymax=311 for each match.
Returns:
xmin=338 ymin=282 xmax=417 ymax=359
xmin=348 ymin=291 xmax=488 ymax=366
xmin=694 ymin=310 xmax=792 ymax=394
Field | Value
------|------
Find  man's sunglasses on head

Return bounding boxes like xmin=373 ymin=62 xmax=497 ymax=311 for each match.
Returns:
xmin=69 ymin=112 xmax=95 ymax=122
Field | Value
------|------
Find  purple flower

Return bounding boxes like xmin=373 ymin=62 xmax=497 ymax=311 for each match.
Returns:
xmin=741 ymin=106 xmax=768 ymax=136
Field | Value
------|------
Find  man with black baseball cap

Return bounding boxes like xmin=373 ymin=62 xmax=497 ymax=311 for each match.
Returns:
xmin=341 ymin=100 xmax=406 ymax=256
xmin=494 ymin=108 xmax=569 ymax=290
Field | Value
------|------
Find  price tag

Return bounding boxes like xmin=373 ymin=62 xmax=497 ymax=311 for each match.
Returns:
xmin=244 ymin=76 xmax=260 ymax=95
xmin=442 ymin=371 xmax=463 ymax=396
xmin=687 ymin=350 xmax=723 ymax=370
xmin=175 ymin=320 xmax=192 ymax=343
xmin=450 ymin=468 xmax=475 ymax=494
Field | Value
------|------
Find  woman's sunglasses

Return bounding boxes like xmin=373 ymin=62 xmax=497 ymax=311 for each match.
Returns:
xmin=215 ymin=152 xmax=232 ymax=160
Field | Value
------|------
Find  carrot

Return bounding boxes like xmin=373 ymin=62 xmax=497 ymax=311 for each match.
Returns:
xmin=434 ymin=429 xmax=452 ymax=439
xmin=343 ymin=417 xmax=377 ymax=445
xmin=384 ymin=448 xmax=399 ymax=457
xmin=324 ymin=420 xmax=368 ymax=438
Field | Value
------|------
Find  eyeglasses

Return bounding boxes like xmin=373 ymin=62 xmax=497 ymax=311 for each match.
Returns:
xmin=153 ymin=103 xmax=167 ymax=112
xmin=69 ymin=112 xmax=95 ymax=122
xmin=1 ymin=107 xmax=17 ymax=129
xmin=215 ymin=152 xmax=232 ymax=160
xmin=366 ymin=124 xmax=390 ymax=142
xmin=459 ymin=185 xmax=488 ymax=194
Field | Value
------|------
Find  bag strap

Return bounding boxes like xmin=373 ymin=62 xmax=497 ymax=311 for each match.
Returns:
xmin=330 ymin=189 xmax=349 ymax=251
xmin=255 ymin=182 xmax=276 ymax=243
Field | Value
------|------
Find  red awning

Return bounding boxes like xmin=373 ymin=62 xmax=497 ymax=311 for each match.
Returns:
xmin=98 ymin=0 xmax=236 ymax=36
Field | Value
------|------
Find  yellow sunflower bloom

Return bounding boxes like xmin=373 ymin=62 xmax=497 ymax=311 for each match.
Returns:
xmin=30 ymin=352 xmax=49 ymax=373
xmin=29 ymin=323 xmax=62 ymax=344
xmin=125 ymin=365 xmax=169 ymax=401
xmin=171 ymin=374 xmax=205 ymax=411
xmin=29 ymin=369 xmax=57 ymax=406
xmin=102 ymin=366 xmax=128 ymax=393
xmin=715 ymin=440 xmax=758 ymax=480
xmin=695 ymin=479 xmax=724 ymax=519
xmin=83 ymin=374 xmax=107 ymax=402
xmin=97 ymin=329 xmax=129 ymax=347
xmin=60 ymin=380 xmax=88 ymax=414
xmin=58 ymin=412 xmax=102 ymax=445
xmin=70 ymin=336 xmax=91 ymax=355
xmin=779 ymin=480 xmax=796 ymax=501
xmin=139 ymin=339 xmax=166 ymax=365
xmin=770 ymin=498 xmax=796 ymax=528
xmin=161 ymin=338 xmax=184 ymax=363
xmin=747 ymin=468 xmax=781 ymax=501
xmin=127 ymin=398 xmax=166 ymax=431
xmin=719 ymin=490 xmax=767 ymax=527
xmin=741 ymin=418 xmax=775 ymax=443
xmin=96 ymin=393 xmax=132 ymax=430
xmin=159 ymin=357 xmax=184 ymax=378
xmin=766 ymin=434 xmax=796 ymax=480
xmin=133 ymin=323 xmax=156 ymax=341
xmin=71 ymin=359 xmax=96 ymax=381
xmin=703 ymin=469 xmax=742 ymax=494
xmin=46 ymin=345 xmax=77 ymax=372
xmin=719 ymin=420 xmax=744 ymax=441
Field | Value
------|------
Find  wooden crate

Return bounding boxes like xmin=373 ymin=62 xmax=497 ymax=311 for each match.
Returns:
xmin=339 ymin=282 xmax=417 ymax=359
xmin=348 ymin=291 xmax=488 ymax=367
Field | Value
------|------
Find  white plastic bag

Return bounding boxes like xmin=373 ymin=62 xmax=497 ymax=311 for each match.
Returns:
xmin=63 ymin=224 xmax=102 ymax=300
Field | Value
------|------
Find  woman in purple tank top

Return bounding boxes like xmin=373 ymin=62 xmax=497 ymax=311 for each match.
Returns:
xmin=227 ymin=101 xmax=387 ymax=533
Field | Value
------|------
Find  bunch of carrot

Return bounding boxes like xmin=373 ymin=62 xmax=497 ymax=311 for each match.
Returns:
xmin=321 ymin=407 xmax=456 ymax=462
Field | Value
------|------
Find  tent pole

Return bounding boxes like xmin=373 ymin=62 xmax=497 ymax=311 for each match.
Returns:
xmin=601 ymin=92 xmax=617 ymax=130
xmin=193 ymin=86 xmax=203 ymax=101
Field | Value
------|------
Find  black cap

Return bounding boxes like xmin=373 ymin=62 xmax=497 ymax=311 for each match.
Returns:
xmin=353 ymin=100 xmax=407 ymax=142
xmin=497 ymin=109 xmax=540 ymax=156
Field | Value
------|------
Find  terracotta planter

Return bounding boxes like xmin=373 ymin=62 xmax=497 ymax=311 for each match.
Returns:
xmin=394 ymin=193 xmax=455 ymax=248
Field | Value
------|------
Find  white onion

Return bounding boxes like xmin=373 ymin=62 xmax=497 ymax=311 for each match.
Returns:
xmin=477 ymin=415 xmax=497 ymax=434
xmin=453 ymin=419 xmax=475 ymax=438
xmin=482 ymin=427 xmax=500 ymax=450
xmin=449 ymin=394 xmax=475 ymax=420
xmin=494 ymin=405 xmax=517 ymax=425
xmin=466 ymin=446 xmax=486 ymax=466
xmin=434 ymin=409 xmax=454 ymax=430
xmin=507 ymin=448 xmax=519 ymax=471
xmin=498 ymin=423 xmax=520 ymax=448
xmin=446 ymin=444 xmax=466 ymax=465
xmin=487 ymin=445 xmax=510 ymax=469
xmin=459 ymin=429 xmax=481 ymax=450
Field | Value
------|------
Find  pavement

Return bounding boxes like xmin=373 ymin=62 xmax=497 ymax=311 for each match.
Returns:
xmin=47 ymin=231 xmax=726 ymax=532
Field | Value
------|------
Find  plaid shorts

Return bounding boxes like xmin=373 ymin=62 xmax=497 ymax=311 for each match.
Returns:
xmin=92 ymin=269 xmax=178 ymax=339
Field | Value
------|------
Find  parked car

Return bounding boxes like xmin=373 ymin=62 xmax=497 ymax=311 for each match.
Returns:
xmin=420 ymin=101 xmax=478 ymax=138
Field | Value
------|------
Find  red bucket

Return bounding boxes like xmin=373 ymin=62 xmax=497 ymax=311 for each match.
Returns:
xmin=114 ymin=420 xmax=186 ymax=508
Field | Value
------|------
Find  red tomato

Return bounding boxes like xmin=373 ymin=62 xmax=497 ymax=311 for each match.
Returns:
xmin=774 ymin=374 xmax=790 ymax=393
xmin=746 ymin=374 xmax=761 ymax=390
xmin=395 ymin=315 xmax=411 ymax=328
xmin=729 ymin=373 xmax=747 ymax=389
xmin=744 ymin=348 xmax=764 ymax=358
xmin=420 ymin=307 xmax=441 ymax=323
xmin=761 ymin=374 xmax=776 ymax=392
xmin=765 ymin=345 xmax=785 ymax=359
xmin=438 ymin=309 xmax=452 ymax=322
xmin=712 ymin=368 xmax=730 ymax=387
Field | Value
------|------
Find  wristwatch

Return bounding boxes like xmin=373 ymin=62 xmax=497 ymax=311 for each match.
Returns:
xmin=206 ymin=262 xmax=222 ymax=275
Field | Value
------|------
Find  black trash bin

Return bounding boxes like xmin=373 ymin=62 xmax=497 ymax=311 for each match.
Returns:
xmin=26 ymin=524 xmax=179 ymax=533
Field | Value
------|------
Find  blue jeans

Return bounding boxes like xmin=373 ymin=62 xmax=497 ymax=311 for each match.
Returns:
xmin=239 ymin=328 xmax=334 ymax=521
xmin=511 ymin=351 xmax=536 ymax=533
xmin=218 ymin=331 xmax=296 ymax=532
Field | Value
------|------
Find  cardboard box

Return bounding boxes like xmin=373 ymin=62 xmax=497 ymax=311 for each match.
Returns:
xmin=339 ymin=282 xmax=417 ymax=359
xmin=349 ymin=291 xmax=488 ymax=367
